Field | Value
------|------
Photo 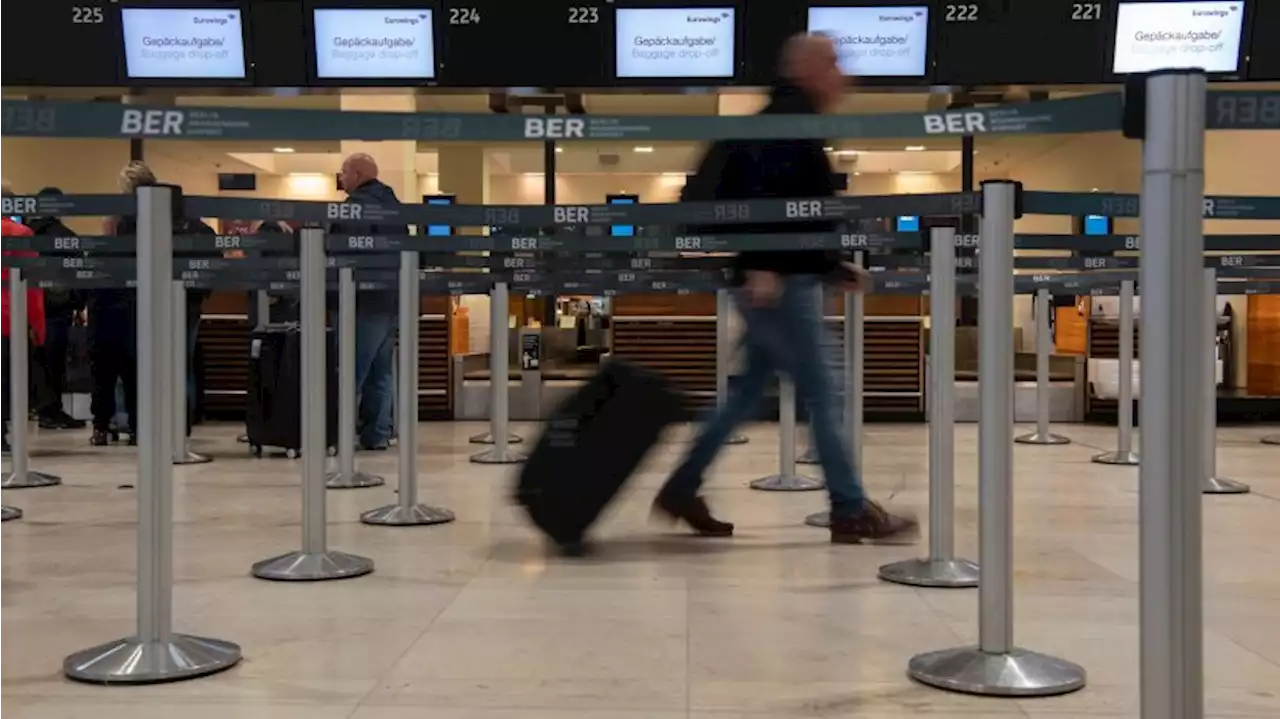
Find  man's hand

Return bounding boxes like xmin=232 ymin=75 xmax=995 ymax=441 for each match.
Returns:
xmin=838 ymin=261 xmax=874 ymax=294
xmin=744 ymin=270 xmax=782 ymax=306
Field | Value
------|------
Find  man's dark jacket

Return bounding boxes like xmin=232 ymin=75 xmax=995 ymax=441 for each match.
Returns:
xmin=682 ymin=83 xmax=841 ymax=283
xmin=330 ymin=178 xmax=405 ymax=315
xmin=24 ymin=215 xmax=83 ymax=315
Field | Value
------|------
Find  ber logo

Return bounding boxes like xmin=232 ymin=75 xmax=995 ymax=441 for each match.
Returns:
xmin=524 ymin=118 xmax=585 ymax=139
xmin=120 ymin=109 xmax=185 ymax=136
xmin=922 ymin=111 xmax=987 ymax=134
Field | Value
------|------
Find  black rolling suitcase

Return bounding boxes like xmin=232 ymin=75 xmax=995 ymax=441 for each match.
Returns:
xmin=245 ymin=324 xmax=338 ymax=457
xmin=516 ymin=359 xmax=685 ymax=554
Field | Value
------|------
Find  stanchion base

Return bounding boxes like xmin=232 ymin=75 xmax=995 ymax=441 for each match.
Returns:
xmin=173 ymin=450 xmax=213 ymax=465
xmin=470 ymin=447 xmax=528 ymax=464
xmin=878 ymin=557 xmax=980 ymax=588
xmin=1 ymin=505 xmax=22 ymax=522
xmin=804 ymin=511 xmax=831 ymax=527
xmin=749 ymin=473 xmax=823 ymax=492
xmin=469 ymin=431 xmax=523 ymax=445
xmin=1 ymin=470 xmax=62 ymax=489
xmin=1091 ymin=450 xmax=1140 ymax=466
xmin=1262 ymin=435 xmax=1280 ymax=446
xmin=725 ymin=433 xmax=749 ymax=445
xmin=63 ymin=634 xmax=241 ymax=685
xmin=236 ymin=434 xmax=249 ymax=444
xmin=1203 ymin=477 xmax=1251 ymax=495
xmin=796 ymin=448 xmax=819 ymax=465
xmin=360 ymin=503 xmax=455 ymax=526
xmin=908 ymin=646 xmax=1086 ymax=697
xmin=1015 ymin=432 xmax=1071 ymax=446
xmin=250 ymin=550 xmax=374 ymax=581
xmin=325 ymin=470 xmax=386 ymax=489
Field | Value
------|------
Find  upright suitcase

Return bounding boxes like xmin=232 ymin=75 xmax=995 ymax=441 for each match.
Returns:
xmin=245 ymin=324 xmax=338 ymax=457
xmin=516 ymin=359 xmax=685 ymax=554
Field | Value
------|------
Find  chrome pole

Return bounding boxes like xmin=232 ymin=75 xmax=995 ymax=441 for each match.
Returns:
xmin=1016 ymin=288 xmax=1069 ymax=445
xmin=750 ymin=376 xmax=821 ymax=491
xmin=2 ymin=268 xmax=61 ymax=489
xmin=171 ymin=282 xmax=210 ymax=465
xmin=472 ymin=282 xmax=526 ymax=464
xmin=1201 ymin=267 xmax=1248 ymax=495
xmin=1136 ymin=69 xmax=1208 ymax=719
xmin=908 ymin=180 xmax=1085 ymax=696
xmin=798 ymin=283 xmax=828 ymax=464
xmin=880 ymin=227 xmax=978 ymax=587
xmin=252 ymin=227 xmax=374 ymax=580
xmin=64 ymin=185 xmax=241 ymax=683
xmin=254 ymin=290 xmax=270 ymax=328
xmin=327 ymin=268 xmax=384 ymax=489
xmin=362 ymin=253 xmax=454 ymax=526
xmin=718 ymin=288 xmax=747 ymax=445
xmin=1093 ymin=280 xmax=1141 ymax=465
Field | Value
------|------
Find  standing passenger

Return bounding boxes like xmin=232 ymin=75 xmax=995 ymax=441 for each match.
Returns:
xmin=332 ymin=153 xmax=403 ymax=451
xmin=2 ymin=184 xmax=47 ymax=452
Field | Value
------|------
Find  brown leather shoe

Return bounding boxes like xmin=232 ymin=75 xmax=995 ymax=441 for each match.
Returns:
xmin=652 ymin=493 xmax=734 ymax=537
xmin=830 ymin=500 xmax=919 ymax=544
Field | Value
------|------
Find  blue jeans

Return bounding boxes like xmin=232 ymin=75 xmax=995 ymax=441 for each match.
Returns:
xmin=352 ymin=310 xmax=396 ymax=447
xmin=664 ymin=275 xmax=867 ymax=517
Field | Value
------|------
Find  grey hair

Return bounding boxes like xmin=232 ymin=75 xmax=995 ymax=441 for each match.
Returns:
xmin=119 ymin=161 xmax=157 ymax=193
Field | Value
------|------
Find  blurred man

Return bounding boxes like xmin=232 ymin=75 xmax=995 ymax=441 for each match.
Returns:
xmin=653 ymin=34 xmax=918 ymax=544
xmin=331 ymin=153 xmax=404 ymax=450
xmin=2 ymin=183 xmax=47 ymax=452
xmin=25 ymin=187 xmax=87 ymax=429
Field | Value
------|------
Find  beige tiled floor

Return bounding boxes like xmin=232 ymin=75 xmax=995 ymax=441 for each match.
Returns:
xmin=3 ymin=421 xmax=1279 ymax=718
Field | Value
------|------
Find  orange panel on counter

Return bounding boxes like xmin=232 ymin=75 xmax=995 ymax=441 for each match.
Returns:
xmin=614 ymin=293 xmax=715 ymax=317
xmin=1246 ymin=295 xmax=1280 ymax=395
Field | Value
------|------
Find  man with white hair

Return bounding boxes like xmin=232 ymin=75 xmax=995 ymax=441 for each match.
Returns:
xmin=654 ymin=34 xmax=918 ymax=545
xmin=332 ymin=153 xmax=405 ymax=450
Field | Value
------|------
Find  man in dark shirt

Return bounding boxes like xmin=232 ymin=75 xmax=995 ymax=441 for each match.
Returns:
xmin=330 ymin=153 xmax=403 ymax=450
xmin=25 ymin=188 xmax=87 ymax=429
xmin=654 ymin=34 xmax=917 ymax=545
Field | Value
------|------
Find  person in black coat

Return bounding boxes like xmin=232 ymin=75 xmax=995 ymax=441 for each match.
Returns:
xmin=25 ymin=187 xmax=87 ymax=429
xmin=653 ymin=34 xmax=917 ymax=545
xmin=329 ymin=153 xmax=405 ymax=450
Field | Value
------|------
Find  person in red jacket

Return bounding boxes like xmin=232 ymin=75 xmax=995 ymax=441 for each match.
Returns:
xmin=2 ymin=213 xmax=47 ymax=452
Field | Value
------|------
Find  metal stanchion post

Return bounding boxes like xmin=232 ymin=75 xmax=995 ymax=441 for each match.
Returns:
xmin=798 ymin=283 xmax=828 ymax=464
xmin=1093 ymin=280 xmax=1141 ymax=465
xmin=362 ymin=253 xmax=454 ymax=526
xmin=806 ymin=254 xmax=865 ymax=527
xmin=255 ymin=290 xmax=270 ymax=328
xmin=2 ymin=505 xmax=23 ymax=522
xmin=908 ymin=180 xmax=1085 ymax=696
xmin=251 ymin=227 xmax=374 ymax=580
xmin=1015 ymin=288 xmax=1070 ymax=445
xmin=64 ymin=185 xmax=241 ymax=683
xmin=879 ymin=228 xmax=979 ymax=587
xmin=468 ymin=285 xmax=521 ymax=447
xmin=2 ymin=269 xmax=61 ymax=489
xmin=1133 ymin=69 xmax=1208 ymax=719
xmin=717 ymin=288 xmax=747 ymax=445
xmin=750 ymin=376 xmax=822 ymax=491
xmin=1202 ymin=266 xmax=1249 ymax=495
xmin=471 ymin=282 xmax=526 ymax=464
xmin=171 ymin=282 xmax=210 ymax=465
xmin=327 ymin=269 xmax=384 ymax=489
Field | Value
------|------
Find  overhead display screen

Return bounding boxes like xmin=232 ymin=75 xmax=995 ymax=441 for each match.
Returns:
xmin=1247 ymin=0 xmax=1280 ymax=79
xmin=121 ymin=7 xmax=248 ymax=79
xmin=437 ymin=0 xmax=609 ymax=87
xmin=1112 ymin=1 xmax=1245 ymax=74
xmin=806 ymin=5 xmax=929 ymax=77
xmin=313 ymin=8 xmax=436 ymax=78
xmin=615 ymin=7 xmax=737 ymax=79
xmin=935 ymin=0 xmax=1113 ymax=85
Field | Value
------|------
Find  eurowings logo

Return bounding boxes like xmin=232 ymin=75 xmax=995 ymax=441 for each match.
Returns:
xmin=687 ymin=11 xmax=731 ymax=24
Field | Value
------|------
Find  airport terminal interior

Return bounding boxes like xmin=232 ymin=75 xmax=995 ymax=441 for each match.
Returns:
xmin=4 ymin=1 xmax=1280 ymax=717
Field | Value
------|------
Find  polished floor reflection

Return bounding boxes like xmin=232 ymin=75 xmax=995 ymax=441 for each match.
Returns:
xmin=3 ymin=422 xmax=1279 ymax=718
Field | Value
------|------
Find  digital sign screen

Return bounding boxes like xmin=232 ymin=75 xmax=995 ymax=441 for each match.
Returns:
xmin=895 ymin=215 xmax=920 ymax=232
xmin=1084 ymin=214 xmax=1112 ymax=236
xmin=425 ymin=195 xmax=453 ymax=237
xmin=1113 ymin=1 xmax=1245 ymax=74
xmin=615 ymin=7 xmax=736 ymax=79
xmin=807 ymin=5 xmax=929 ymax=77
xmin=121 ymin=7 xmax=247 ymax=79
xmin=313 ymin=8 xmax=435 ymax=79
xmin=609 ymin=195 xmax=637 ymax=237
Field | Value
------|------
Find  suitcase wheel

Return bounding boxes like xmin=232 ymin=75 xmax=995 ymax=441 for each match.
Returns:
xmin=249 ymin=444 xmax=263 ymax=457
xmin=285 ymin=448 xmax=299 ymax=459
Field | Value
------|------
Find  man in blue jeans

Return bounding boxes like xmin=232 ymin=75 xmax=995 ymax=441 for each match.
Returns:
xmin=332 ymin=153 xmax=402 ymax=450
xmin=653 ymin=34 xmax=918 ymax=544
